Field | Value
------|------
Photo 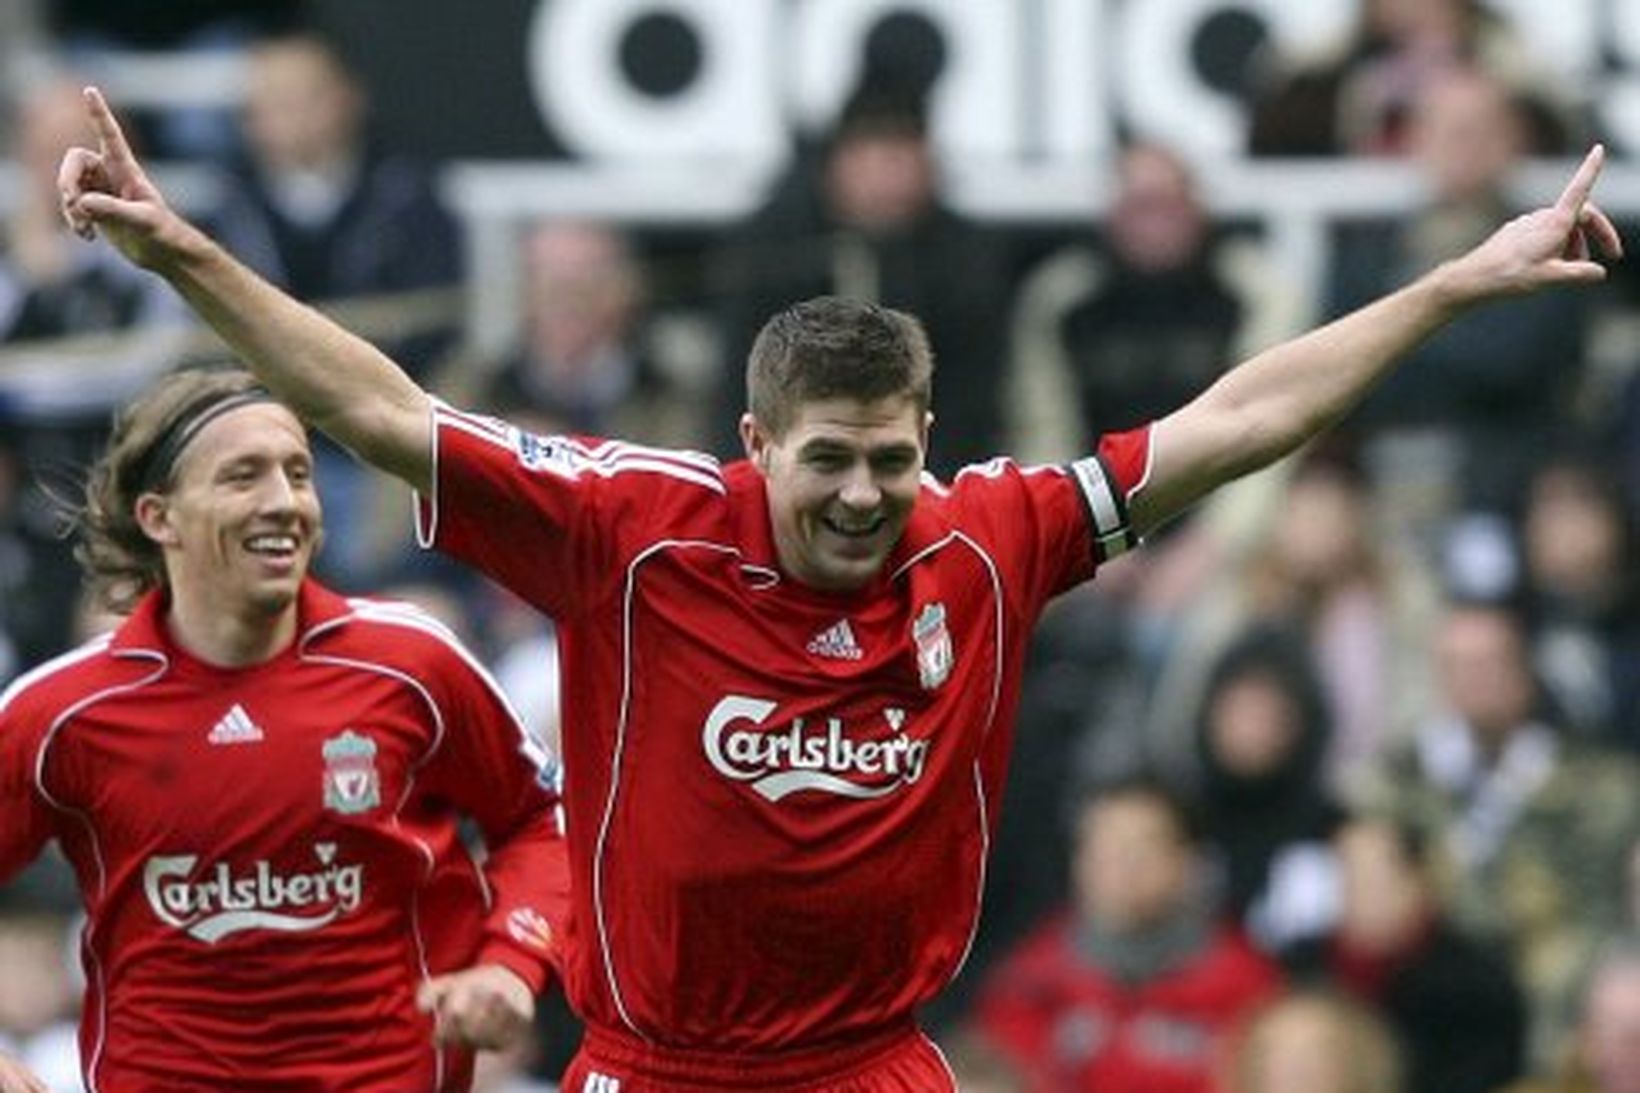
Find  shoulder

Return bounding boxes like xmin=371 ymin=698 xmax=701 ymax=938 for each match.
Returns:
xmin=0 ymin=633 xmax=126 ymax=730
xmin=310 ymin=596 xmax=481 ymax=674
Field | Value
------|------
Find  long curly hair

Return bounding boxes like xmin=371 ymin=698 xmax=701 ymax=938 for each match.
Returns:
xmin=75 ymin=368 xmax=268 ymax=615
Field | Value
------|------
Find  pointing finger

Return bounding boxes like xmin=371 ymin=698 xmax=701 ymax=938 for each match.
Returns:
xmin=1554 ymin=144 xmax=1605 ymax=216
xmin=83 ymin=86 xmax=137 ymax=166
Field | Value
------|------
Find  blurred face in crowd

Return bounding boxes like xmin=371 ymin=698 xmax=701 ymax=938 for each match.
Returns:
xmin=1334 ymin=820 xmax=1427 ymax=953
xmin=1073 ymin=791 xmax=1194 ymax=932
xmin=137 ymin=403 xmax=321 ymax=624
xmin=1236 ymin=1000 xmax=1355 ymax=1093
xmin=1232 ymin=995 xmax=1398 ymax=1093
xmin=825 ymin=128 xmax=935 ymax=232
xmin=1366 ymin=0 xmax=1468 ymax=46
xmin=523 ymin=221 xmax=640 ymax=367
xmin=19 ymin=80 xmax=93 ymax=197
xmin=1435 ymin=606 xmax=1536 ymax=743
xmin=1107 ymin=143 xmax=1208 ymax=274
xmin=1412 ymin=69 xmax=1525 ymax=203
xmin=244 ymin=38 xmax=364 ymax=171
xmin=1524 ymin=464 xmax=1625 ymax=607
xmin=1207 ymin=671 xmax=1302 ymax=779
xmin=1583 ymin=961 xmax=1640 ymax=1093
xmin=744 ymin=394 xmax=926 ymax=593
xmin=1271 ymin=466 xmax=1368 ymax=587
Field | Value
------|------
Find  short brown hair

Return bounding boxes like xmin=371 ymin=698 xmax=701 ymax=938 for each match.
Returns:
xmin=75 ymin=368 xmax=272 ymax=614
xmin=745 ymin=296 xmax=934 ymax=438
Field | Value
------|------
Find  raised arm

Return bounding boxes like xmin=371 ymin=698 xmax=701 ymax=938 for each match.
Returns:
xmin=58 ymin=88 xmax=433 ymax=493
xmin=1129 ymin=145 xmax=1623 ymax=535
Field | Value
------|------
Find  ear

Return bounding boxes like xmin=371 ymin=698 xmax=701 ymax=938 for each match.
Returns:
xmin=133 ymin=492 xmax=180 ymax=547
xmin=739 ymin=412 xmax=771 ymax=473
xmin=920 ymin=410 xmax=933 ymax=452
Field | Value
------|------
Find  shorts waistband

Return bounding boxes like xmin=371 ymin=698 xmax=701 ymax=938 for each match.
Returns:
xmin=579 ymin=1020 xmax=922 ymax=1088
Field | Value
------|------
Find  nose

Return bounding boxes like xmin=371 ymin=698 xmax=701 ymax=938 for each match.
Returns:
xmin=837 ymin=465 xmax=881 ymax=510
xmin=256 ymin=468 xmax=301 ymax=513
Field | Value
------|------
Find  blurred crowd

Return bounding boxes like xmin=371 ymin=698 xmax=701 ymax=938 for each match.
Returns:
xmin=3 ymin=1 xmax=1640 ymax=1091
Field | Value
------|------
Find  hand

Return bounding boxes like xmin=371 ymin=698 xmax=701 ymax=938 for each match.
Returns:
xmin=1446 ymin=144 xmax=1624 ymax=300
xmin=0 ymin=1050 xmax=50 ymax=1093
xmin=57 ymin=87 xmax=203 ymax=271
xmin=416 ymin=963 xmax=534 ymax=1052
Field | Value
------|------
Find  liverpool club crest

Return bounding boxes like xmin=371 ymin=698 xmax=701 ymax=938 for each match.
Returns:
xmin=322 ymin=730 xmax=381 ymax=815
xmin=912 ymin=602 xmax=953 ymax=690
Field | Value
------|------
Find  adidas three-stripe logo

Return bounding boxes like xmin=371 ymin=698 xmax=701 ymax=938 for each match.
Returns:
xmin=207 ymin=703 xmax=265 ymax=745
xmin=807 ymin=619 xmax=862 ymax=660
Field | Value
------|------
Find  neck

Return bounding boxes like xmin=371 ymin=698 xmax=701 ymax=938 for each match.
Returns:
xmin=166 ymin=592 xmax=298 ymax=668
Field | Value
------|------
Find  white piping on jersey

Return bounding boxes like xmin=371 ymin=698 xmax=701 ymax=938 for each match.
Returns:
xmin=595 ymin=536 xmax=749 ymax=1041
xmin=1130 ymin=421 xmax=1157 ymax=503
xmin=922 ymin=1027 xmax=961 ymax=1091
xmin=438 ymin=405 xmax=725 ymax=492
xmin=0 ymin=632 xmax=112 ymax=713
xmin=20 ymin=640 xmax=166 ymax=1093
xmin=301 ymin=601 xmax=547 ymax=1088
xmin=294 ymin=641 xmax=449 ymax=1083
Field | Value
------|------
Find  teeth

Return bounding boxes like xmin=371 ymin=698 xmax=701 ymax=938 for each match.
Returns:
xmin=246 ymin=535 xmax=297 ymax=553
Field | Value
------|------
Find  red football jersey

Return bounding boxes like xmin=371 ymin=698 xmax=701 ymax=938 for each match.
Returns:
xmin=417 ymin=406 xmax=1151 ymax=1056
xmin=0 ymin=580 xmax=570 ymax=1092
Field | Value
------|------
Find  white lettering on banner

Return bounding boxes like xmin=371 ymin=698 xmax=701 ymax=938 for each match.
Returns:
xmin=526 ymin=0 xmax=1625 ymax=167
xmin=143 ymin=844 xmax=365 ymax=943
xmin=702 ymin=695 xmax=929 ymax=802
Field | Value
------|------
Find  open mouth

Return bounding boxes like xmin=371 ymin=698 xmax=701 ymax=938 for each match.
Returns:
xmin=822 ymin=515 xmax=886 ymax=539
xmin=244 ymin=533 xmax=300 ymax=560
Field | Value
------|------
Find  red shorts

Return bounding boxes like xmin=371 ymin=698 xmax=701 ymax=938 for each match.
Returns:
xmin=560 ymin=1023 xmax=955 ymax=1092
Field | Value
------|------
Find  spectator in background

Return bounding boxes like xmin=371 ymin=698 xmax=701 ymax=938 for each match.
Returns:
xmin=476 ymin=220 xmax=705 ymax=450
xmin=709 ymin=80 xmax=1010 ymax=477
xmin=1247 ymin=0 xmax=1572 ymax=157
xmin=1516 ymin=451 xmax=1640 ymax=749
xmin=1328 ymin=65 xmax=1588 ymax=518
xmin=1 ymin=75 xmax=189 ymax=424
xmin=0 ymin=434 xmax=80 ymax=687
xmin=1148 ymin=443 xmax=1439 ymax=796
xmin=1360 ymin=600 xmax=1640 ymax=1065
xmin=1008 ymin=140 xmax=1301 ymax=465
xmin=44 ymin=0 xmax=304 ymax=160
xmin=1189 ymin=625 xmax=1345 ymax=952
xmin=1503 ymin=937 xmax=1640 ymax=1093
xmin=208 ymin=31 xmax=461 ymax=366
xmin=1284 ymin=815 xmax=1526 ymax=1093
xmin=205 ymin=31 xmax=463 ymax=589
xmin=975 ymin=777 xmax=1283 ymax=1093
xmin=0 ymin=77 xmax=189 ymax=680
xmin=1221 ymin=989 xmax=1402 ymax=1093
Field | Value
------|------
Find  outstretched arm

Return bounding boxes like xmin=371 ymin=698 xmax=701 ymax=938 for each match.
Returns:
xmin=1129 ymin=145 xmax=1622 ymax=535
xmin=59 ymin=87 xmax=433 ymax=493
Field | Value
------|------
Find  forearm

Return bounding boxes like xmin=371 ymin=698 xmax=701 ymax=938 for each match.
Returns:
xmin=1132 ymin=261 xmax=1478 ymax=530
xmin=156 ymin=224 xmax=433 ymax=489
xmin=1201 ymin=262 xmax=1470 ymax=472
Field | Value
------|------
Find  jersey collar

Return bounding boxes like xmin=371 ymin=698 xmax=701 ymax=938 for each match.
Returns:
xmin=110 ymin=578 xmax=352 ymax=657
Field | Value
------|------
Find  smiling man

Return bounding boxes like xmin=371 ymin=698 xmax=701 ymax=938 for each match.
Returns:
xmin=0 ymin=368 xmax=571 ymax=1092
xmin=57 ymin=86 xmax=1621 ymax=1092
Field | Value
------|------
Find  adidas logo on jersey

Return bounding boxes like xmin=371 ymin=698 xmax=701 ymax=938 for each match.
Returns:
xmin=806 ymin=619 xmax=862 ymax=660
xmin=207 ymin=704 xmax=265 ymax=745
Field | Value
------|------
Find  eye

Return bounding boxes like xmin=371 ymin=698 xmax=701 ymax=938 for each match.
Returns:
xmin=806 ymin=451 xmax=851 ymax=472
